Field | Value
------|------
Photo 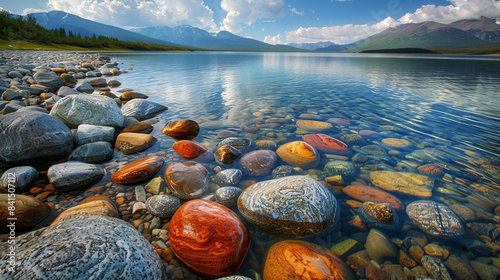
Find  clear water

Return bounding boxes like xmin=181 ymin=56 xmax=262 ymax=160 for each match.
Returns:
xmin=109 ymin=52 xmax=500 ymax=278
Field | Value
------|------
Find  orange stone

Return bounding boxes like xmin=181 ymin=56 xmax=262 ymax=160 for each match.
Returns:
xmin=111 ymin=156 xmax=165 ymax=184
xmin=263 ymin=240 xmax=356 ymax=280
xmin=276 ymin=141 xmax=320 ymax=168
xmin=120 ymin=91 xmax=148 ymax=101
xmin=172 ymin=140 xmax=208 ymax=160
xmin=50 ymin=200 xmax=117 ymax=225
xmin=162 ymin=119 xmax=200 ymax=140
xmin=302 ymin=133 xmax=351 ymax=154
xmin=417 ymin=164 xmax=445 ymax=176
xmin=342 ymin=185 xmax=404 ymax=211
xmin=169 ymin=199 xmax=250 ymax=278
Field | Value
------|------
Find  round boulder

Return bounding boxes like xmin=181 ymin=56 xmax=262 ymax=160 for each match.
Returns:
xmin=48 ymin=162 xmax=105 ymax=192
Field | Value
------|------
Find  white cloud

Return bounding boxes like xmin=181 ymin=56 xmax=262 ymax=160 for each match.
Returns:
xmin=47 ymin=0 xmax=216 ymax=29
xmin=219 ymin=0 xmax=285 ymax=33
xmin=264 ymin=34 xmax=282 ymax=44
xmin=290 ymin=8 xmax=304 ymax=16
xmin=22 ymin=8 xmax=47 ymax=15
xmin=279 ymin=0 xmax=500 ymax=44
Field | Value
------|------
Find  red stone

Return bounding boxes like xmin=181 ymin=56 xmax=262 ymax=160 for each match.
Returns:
xmin=169 ymin=199 xmax=250 ymax=278
xmin=111 ymin=156 xmax=165 ymax=184
xmin=302 ymin=133 xmax=351 ymax=154
xmin=161 ymin=119 xmax=200 ymax=140
xmin=327 ymin=118 xmax=351 ymax=126
xmin=172 ymin=140 xmax=208 ymax=160
xmin=342 ymin=185 xmax=404 ymax=211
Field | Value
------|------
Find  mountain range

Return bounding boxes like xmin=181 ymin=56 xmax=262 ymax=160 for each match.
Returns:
xmin=26 ymin=11 xmax=500 ymax=52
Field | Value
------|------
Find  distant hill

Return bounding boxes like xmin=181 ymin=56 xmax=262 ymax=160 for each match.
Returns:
xmin=288 ymin=41 xmax=340 ymax=51
xmin=449 ymin=16 xmax=500 ymax=42
xmin=28 ymin=11 xmax=191 ymax=49
xmin=131 ymin=25 xmax=300 ymax=51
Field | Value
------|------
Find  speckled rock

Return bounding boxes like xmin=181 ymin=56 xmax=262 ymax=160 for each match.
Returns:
xmin=239 ymin=150 xmax=278 ymax=177
xmin=50 ymin=94 xmax=124 ymax=128
xmin=406 ymin=200 xmax=464 ymax=238
xmin=263 ymin=240 xmax=355 ymax=280
xmin=358 ymin=202 xmax=399 ymax=230
xmin=271 ymin=165 xmax=300 ymax=179
xmin=421 ymin=255 xmax=452 ymax=280
xmin=370 ymin=171 xmax=434 ymax=197
xmin=215 ymin=186 xmax=242 ymax=208
xmin=164 ymin=162 xmax=208 ymax=200
xmin=146 ymin=194 xmax=181 ymax=218
xmin=68 ymin=141 xmax=114 ymax=163
xmin=0 ymin=215 xmax=162 ymax=279
xmin=238 ymin=176 xmax=338 ymax=238
xmin=0 ymin=194 xmax=50 ymax=232
xmin=324 ymin=160 xmax=356 ymax=179
xmin=48 ymin=162 xmax=105 ymax=192
xmin=0 ymin=111 xmax=73 ymax=166
xmin=0 ymin=166 xmax=38 ymax=193
xmin=121 ymin=99 xmax=168 ymax=121
xmin=214 ymin=169 xmax=242 ymax=186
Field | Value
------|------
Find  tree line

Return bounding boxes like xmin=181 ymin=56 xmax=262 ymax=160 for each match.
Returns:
xmin=0 ymin=10 xmax=188 ymax=51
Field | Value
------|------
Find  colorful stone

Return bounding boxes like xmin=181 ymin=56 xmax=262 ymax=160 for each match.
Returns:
xmin=381 ymin=138 xmax=411 ymax=148
xmin=324 ymin=160 xmax=356 ymax=179
xmin=161 ymin=119 xmax=200 ymax=140
xmin=263 ymin=240 xmax=355 ymax=280
xmin=164 ymin=162 xmax=208 ymax=200
xmin=120 ymin=91 xmax=148 ymax=101
xmin=238 ymin=176 xmax=338 ymax=238
xmin=421 ymin=255 xmax=453 ymax=280
xmin=216 ymin=137 xmax=256 ymax=153
xmin=121 ymin=122 xmax=154 ymax=134
xmin=406 ymin=200 xmax=464 ymax=238
xmin=370 ymin=171 xmax=434 ymax=197
xmin=0 ymin=194 xmax=50 ymax=232
xmin=111 ymin=156 xmax=165 ymax=184
xmin=51 ymin=200 xmax=117 ymax=225
xmin=276 ymin=141 xmax=320 ymax=168
xmin=239 ymin=150 xmax=278 ymax=177
xmin=296 ymin=119 xmax=333 ymax=131
xmin=215 ymin=145 xmax=242 ymax=164
xmin=342 ymin=185 xmax=404 ymax=211
xmin=358 ymin=202 xmax=399 ymax=231
xmin=115 ymin=132 xmax=157 ymax=155
xmin=417 ymin=164 xmax=445 ymax=176
xmin=340 ymin=134 xmax=364 ymax=145
xmin=169 ymin=199 xmax=250 ymax=278
xmin=302 ymin=133 xmax=351 ymax=154
xmin=172 ymin=140 xmax=208 ymax=160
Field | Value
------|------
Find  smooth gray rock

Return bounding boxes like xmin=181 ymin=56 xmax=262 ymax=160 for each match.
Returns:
xmin=0 ymin=111 xmax=73 ymax=166
xmin=56 ymin=86 xmax=80 ymax=97
xmin=2 ymin=101 xmax=25 ymax=114
xmin=48 ymin=162 xmax=105 ymax=192
xmin=68 ymin=141 xmax=114 ymax=163
xmin=0 ymin=166 xmax=38 ymax=193
xmin=214 ymin=169 xmax=242 ymax=186
xmin=33 ymin=71 xmax=64 ymax=91
xmin=121 ymin=99 xmax=168 ymax=121
xmin=8 ymin=71 xmax=23 ymax=79
xmin=75 ymin=124 xmax=115 ymax=146
xmin=2 ymin=89 xmax=23 ymax=101
xmin=76 ymin=81 xmax=94 ymax=93
xmin=145 ymin=194 xmax=180 ymax=218
xmin=50 ymin=94 xmax=124 ymax=128
xmin=238 ymin=175 xmax=339 ymax=238
xmin=123 ymin=116 xmax=139 ymax=127
xmin=215 ymin=186 xmax=242 ymax=208
xmin=16 ymin=106 xmax=49 ymax=114
xmin=0 ymin=215 xmax=163 ymax=280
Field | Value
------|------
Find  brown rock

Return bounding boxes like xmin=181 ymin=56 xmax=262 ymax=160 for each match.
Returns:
xmin=0 ymin=194 xmax=51 ymax=232
xmin=214 ymin=145 xmax=242 ymax=164
xmin=115 ymin=132 xmax=157 ymax=155
xmin=121 ymin=122 xmax=153 ymax=134
xmin=111 ymin=156 xmax=165 ymax=184
xmin=50 ymin=200 xmax=117 ymax=225
xmin=164 ymin=162 xmax=208 ymax=200
xmin=161 ymin=119 xmax=200 ymax=140
xmin=120 ymin=91 xmax=148 ymax=101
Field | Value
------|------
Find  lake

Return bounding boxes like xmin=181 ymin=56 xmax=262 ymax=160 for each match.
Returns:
xmin=110 ymin=52 xmax=500 ymax=278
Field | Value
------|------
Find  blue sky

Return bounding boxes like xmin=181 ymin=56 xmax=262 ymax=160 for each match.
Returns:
xmin=1 ymin=0 xmax=499 ymax=44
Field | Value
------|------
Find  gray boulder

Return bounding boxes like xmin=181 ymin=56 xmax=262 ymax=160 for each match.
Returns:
xmin=0 ymin=215 xmax=163 ymax=280
xmin=0 ymin=166 xmax=38 ymax=193
xmin=121 ymin=99 xmax=168 ymax=121
xmin=50 ymin=94 xmax=124 ymax=128
xmin=2 ymin=89 xmax=23 ymax=101
xmin=48 ymin=162 xmax=105 ymax=192
xmin=75 ymin=124 xmax=115 ymax=146
xmin=76 ymin=81 xmax=94 ymax=93
xmin=56 ymin=86 xmax=80 ymax=97
xmin=0 ymin=111 xmax=73 ymax=166
xmin=68 ymin=141 xmax=114 ymax=163
xmin=33 ymin=71 xmax=64 ymax=92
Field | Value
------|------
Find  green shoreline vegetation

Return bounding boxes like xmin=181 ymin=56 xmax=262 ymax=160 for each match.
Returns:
xmin=0 ymin=11 xmax=191 ymax=52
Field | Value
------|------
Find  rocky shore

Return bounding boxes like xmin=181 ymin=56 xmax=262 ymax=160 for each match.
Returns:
xmin=1 ymin=50 xmax=500 ymax=280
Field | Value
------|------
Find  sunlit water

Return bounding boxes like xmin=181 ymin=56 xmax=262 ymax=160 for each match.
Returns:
xmin=109 ymin=52 xmax=500 ymax=278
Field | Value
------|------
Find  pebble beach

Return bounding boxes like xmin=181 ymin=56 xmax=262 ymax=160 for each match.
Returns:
xmin=1 ymin=50 xmax=500 ymax=280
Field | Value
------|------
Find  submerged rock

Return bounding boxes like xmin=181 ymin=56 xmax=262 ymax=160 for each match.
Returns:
xmin=121 ymin=99 xmax=168 ymax=121
xmin=406 ymin=200 xmax=464 ymax=238
xmin=370 ymin=171 xmax=434 ymax=197
xmin=0 ymin=166 xmax=38 ymax=193
xmin=48 ymin=162 xmax=105 ymax=192
xmin=0 ymin=215 xmax=163 ymax=279
xmin=0 ymin=194 xmax=50 ymax=232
